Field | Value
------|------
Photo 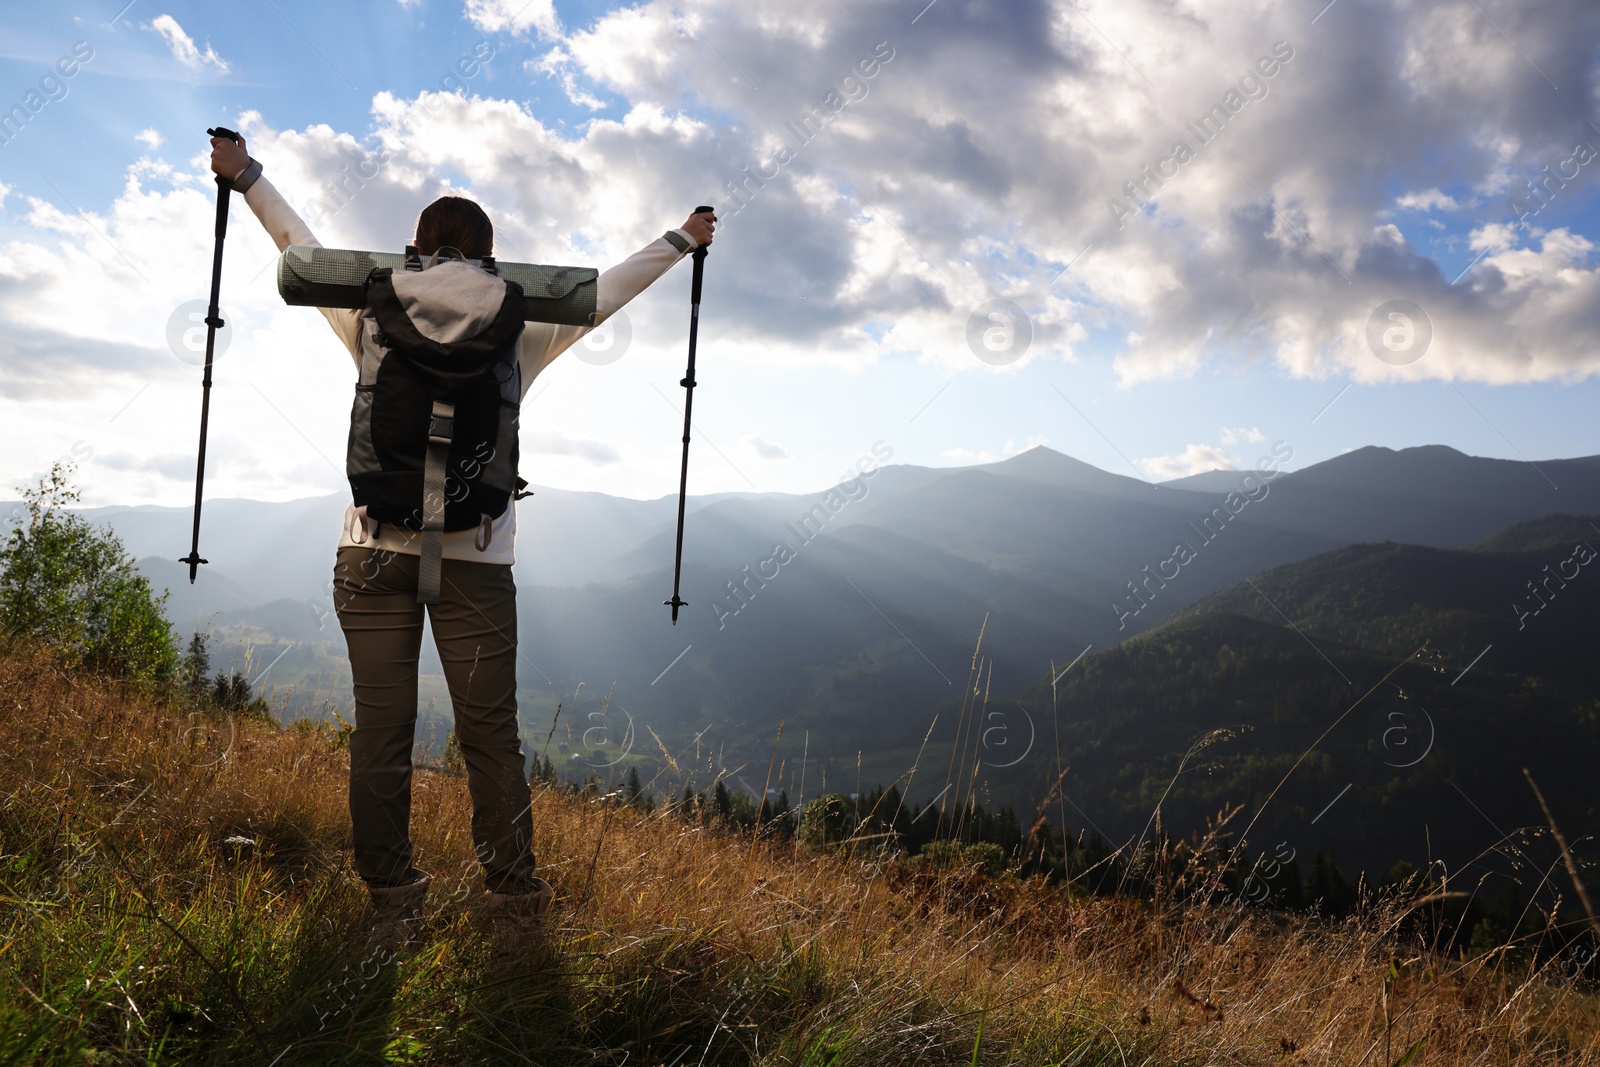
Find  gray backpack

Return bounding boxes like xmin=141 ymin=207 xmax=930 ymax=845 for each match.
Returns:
xmin=347 ymin=246 xmax=528 ymax=603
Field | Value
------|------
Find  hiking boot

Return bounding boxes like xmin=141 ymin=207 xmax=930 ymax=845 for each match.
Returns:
xmin=362 ymin=873 xmax=431 ymax=954
xmin=481 ymin=876 xmax=555 ymax=927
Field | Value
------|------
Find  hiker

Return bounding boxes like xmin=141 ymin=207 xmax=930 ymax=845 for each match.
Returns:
xmin=208 ymin=131 xmax=713 ymax=948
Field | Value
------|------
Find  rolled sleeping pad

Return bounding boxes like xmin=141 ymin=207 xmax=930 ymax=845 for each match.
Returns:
xmin=276 ymin=244 xmax=599 ymax=326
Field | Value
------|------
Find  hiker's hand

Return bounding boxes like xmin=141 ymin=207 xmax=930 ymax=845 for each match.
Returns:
xmin=210 ymin=133 xmax=250 ymax=182
xmin=681 ymin=209 xmax=714 ymax=249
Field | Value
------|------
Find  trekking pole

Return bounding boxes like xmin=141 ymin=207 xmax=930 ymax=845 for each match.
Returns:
xmin=180 ymin=126 xmax=240 ymax=584
xmin=664 ymin=206 xmax=715 ymax=624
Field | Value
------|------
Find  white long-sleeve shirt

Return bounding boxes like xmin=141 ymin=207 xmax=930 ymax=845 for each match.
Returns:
xmin=237 ymin=170 xmax=698 ymax=567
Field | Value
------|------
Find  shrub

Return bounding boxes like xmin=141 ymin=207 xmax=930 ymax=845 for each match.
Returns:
xmin=0 ymin=463 xmax=178 ymax=685
xmin=797 ymin=794 xmax=857 ymax=846
xmin=908 ymin=839 xmax=1010 ymax=878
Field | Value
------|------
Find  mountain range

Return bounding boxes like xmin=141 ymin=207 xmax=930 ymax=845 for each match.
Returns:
xmin=19 ymin=442 xmax=1598 ymax=880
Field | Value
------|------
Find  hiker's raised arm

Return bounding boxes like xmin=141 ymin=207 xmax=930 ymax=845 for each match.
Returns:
xmin=209 ymin=132 xmax=362 ymax=362
xmin=586 ymin=211 xmax=713 ymax=326
xmin=209 ymin=133 xmax=315 ymax=252
xmin=516 ymin=209 xmax=715 ymax=387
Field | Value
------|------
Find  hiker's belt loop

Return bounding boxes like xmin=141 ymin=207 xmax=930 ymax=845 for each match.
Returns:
xmin=418 ymin=400 xmax=454 ymax=605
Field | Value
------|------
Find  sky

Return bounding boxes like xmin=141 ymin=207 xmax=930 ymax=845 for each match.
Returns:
xmin=0 ymin=0 xmax=1597 ymax=507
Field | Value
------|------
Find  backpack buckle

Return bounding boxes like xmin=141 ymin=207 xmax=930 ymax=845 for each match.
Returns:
xmin=428 ymin=401 xmax=455 ymax=445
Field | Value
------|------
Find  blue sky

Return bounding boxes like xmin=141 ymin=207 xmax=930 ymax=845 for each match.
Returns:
xmin=1 ymin=0 xmax=1597 ymax=506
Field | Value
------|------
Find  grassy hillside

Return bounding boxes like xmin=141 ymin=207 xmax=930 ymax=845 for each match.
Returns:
xmin=4 ymin=647 xmax=1600 ymax=1064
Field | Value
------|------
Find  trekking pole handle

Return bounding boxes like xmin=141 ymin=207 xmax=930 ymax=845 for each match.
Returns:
xmin=205 ymin=128 xmax=242 ymax=240
xmin=689 ymin=206 xmax=712 ymax=302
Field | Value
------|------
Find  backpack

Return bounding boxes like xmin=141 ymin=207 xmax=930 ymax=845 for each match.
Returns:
xmin=347 ymin=246 xmax=529 ymax=603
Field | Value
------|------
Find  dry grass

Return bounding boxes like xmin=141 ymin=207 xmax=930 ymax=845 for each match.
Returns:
xmin=2 ymin=645 xmax=1598 ymax=1065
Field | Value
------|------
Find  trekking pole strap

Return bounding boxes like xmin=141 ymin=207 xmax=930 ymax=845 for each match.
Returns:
xmin=417 ymin=399 xmax=454 ymax=605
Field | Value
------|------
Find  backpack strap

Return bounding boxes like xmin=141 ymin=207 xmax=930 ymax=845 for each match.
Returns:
xmin=417 ymin=400 xmax=454 ymax=605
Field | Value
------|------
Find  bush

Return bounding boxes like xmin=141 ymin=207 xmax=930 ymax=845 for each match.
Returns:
xmin=797 ymin=794 xmax=858 ymax=846
xmin=908 ymin=839 xmax=1010 ymax=879
xmin=0 ymin=463 xmax=178 ymax=685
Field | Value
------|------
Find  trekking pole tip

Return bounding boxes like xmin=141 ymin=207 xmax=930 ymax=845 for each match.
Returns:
xmin=179 ymin=552 xmax=208 ymax=584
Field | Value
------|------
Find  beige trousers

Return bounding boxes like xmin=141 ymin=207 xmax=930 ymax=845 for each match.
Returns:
xmin=333 ymin=545 xmax=541 ymax=893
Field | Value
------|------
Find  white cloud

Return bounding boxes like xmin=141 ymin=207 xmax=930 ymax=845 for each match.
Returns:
xmin=1137 ymin=444 xmax=1237 ymax=481
xmin=1395 ymin=188 xmax=1458 ymax=211
xmin=528 ymin=49 xmax=608 ymax=111
xmin=0 ymin=181 xmax=9 ymax=209
xmin=148 ymin=14 xmax=230 ymax=73
xmin=739 ymin=434 xmax=790 ymax=461
xmin=1468 ymin=222 xmax=1519 ymax=251
xmin=99 ymin=451 xmax=193 ymax=480
xmin=136 ymin=129 xmax=163 ymax=149
xmin=1220 ymin=426 xmax=1264 ymax=445
xmin=523 ymin=430 xmax=621 ymax=465
xmin=464 ymin=0 xmax=560 ymax=37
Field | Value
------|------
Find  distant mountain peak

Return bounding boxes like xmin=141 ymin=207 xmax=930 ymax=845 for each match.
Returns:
xmin=1340 ymin=443 xmax=1470 ymax=461
xmin=974 ymin=446 xmax=1149 ymax=492
xmin=1288 ymin=441 xmax=1577 ymax=497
